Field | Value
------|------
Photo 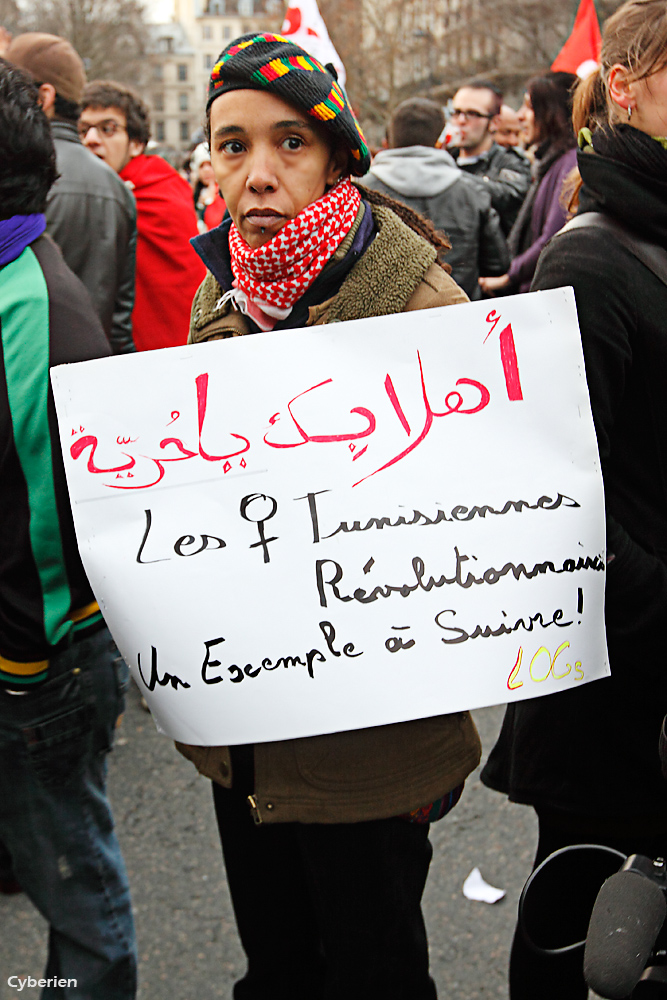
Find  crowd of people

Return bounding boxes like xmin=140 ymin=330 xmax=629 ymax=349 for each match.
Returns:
xmin=0 ymin=0 xmax=666 ymax=996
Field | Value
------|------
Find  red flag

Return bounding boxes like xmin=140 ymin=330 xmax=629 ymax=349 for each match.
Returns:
xmin=551 ymin=0 xmax=602 ymax=78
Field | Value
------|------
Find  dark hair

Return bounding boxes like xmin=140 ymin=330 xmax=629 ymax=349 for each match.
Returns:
xmin=463 ymin=80 xmax=503 ymax=117
xmin=527 ymin=71 xmax=577 ymax=152
xmin=0 ymin=58 xmax=57 ymax=219
xmin=54 ymin=91 xmax=81 ymax=123
xmin=33 ymin=83 xmax=80 ymax=123
xmin=389 ymin=97 xmax=445 ymax=148
xmin=81 ymin=80 xmax=151 ymax=145
xmin=573 ymin=0 xmax=667 ymax=132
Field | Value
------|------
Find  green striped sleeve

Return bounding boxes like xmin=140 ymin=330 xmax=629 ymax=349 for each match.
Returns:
xmin=0 ymin=247 xmax=73 ymax=647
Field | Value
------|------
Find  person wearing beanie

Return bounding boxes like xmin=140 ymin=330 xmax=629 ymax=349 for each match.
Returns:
xmin=80 ymin=80 xmax=206 ymax=351
xmin=6 ymin=33 xmax=137 ymax=354
xmin=175 ymin=32 xmax=481 ymax=1000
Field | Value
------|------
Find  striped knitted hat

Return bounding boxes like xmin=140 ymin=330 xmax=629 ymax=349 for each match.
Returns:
xmin=207 ymin=32 xmax=370 ymax=176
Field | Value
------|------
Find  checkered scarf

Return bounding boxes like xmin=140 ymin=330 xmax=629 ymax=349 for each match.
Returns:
xmin=226 ymin=176 xmax=360 ymax=330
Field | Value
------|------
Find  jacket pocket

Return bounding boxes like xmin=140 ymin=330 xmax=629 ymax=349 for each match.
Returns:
xmin=292 ymin=713 xmax=469 ymax=792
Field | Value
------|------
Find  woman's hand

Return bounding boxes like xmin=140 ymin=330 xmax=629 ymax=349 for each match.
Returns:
xmin=479 ymin=274 xmax=511 ymax=295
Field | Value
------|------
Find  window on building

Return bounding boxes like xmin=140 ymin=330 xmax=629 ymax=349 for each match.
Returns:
xmin=179 ymin=93 xmax=188 ymax=111
xmin=204 ymin=53 xmax=214 ymax=69
xmin=223 ymin=24 xmax=232 ymax=38
xmin=180 ymin=121 xmax=190 ymax=143
xmin=205 ymin=0 xmax=225 ymax=12
xmin=178 ymin=63 xmax=187 ymax=81
xmin=156 ymin=121 xmax=165 ymax=142
xmin=238 ymin=0 xmax=253 ymax=15
xmin=202 ymin=24 xmax=212 ymax=39
xmin=153 ymin=63 xmax=163 ymax=81
xmin=153 ymin=92 xmax=164 ymax=111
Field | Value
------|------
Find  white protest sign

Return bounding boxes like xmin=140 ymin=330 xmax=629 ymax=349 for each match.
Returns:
xmin=51 ymin=287 xmax=608 ymax=745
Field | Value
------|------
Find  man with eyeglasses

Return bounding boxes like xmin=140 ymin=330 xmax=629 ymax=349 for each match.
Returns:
xmin=6 ymin=33 xmax=137 ymax=354
xmin=450 ymin=81 xmax=531 ymax=235
xmin=80 ymin=81 xmax=205 ymax=352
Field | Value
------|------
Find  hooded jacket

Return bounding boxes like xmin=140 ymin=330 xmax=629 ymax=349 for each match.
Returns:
xmin=178 ymin=200 xmax=482 ymax=824
xmin=482 ymin=129 xmax=667 ymax=818
xmin=119 ymin=153 xmax=206 ymax=351
xmin=360 ymin=146 xmax=509 ymax=300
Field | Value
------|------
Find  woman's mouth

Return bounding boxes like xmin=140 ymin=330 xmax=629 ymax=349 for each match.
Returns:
xmin=244 ymin=209 xmax=285 ymax=229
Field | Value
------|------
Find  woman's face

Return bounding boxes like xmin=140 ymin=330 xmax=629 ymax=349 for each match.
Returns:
xmin=209 ymin=89 xmax=347 ymax=248
xmin=518 ymin=92 xmax=536 ymax=146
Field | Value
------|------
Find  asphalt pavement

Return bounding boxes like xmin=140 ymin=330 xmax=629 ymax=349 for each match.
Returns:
xmin=1 ymin=692 xmax=548 ymax=999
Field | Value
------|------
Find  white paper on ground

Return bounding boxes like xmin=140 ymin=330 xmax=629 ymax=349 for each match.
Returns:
xmin=462 ymin=867 xmax=506 ymax=904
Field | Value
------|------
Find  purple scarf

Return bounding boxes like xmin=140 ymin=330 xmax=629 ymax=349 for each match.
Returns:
xmin=0 ymin=214 xmax=47 ymax=267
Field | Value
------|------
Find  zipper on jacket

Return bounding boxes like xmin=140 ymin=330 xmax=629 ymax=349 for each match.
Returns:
xmin=247 ymin=794 xmax=262 ymax=825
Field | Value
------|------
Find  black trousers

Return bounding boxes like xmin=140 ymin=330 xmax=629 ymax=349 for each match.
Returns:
xmin=211 ymin=773 xmax=438 ymax=1000
xmin=509 ymin=807 xmax=667 ymax=1000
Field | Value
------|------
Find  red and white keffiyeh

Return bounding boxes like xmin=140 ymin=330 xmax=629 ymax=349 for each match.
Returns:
xmin=225 ymin=176 xmax=361 ymax=330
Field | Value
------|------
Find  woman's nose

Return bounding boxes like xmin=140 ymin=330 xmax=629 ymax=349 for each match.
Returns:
xmin=246 ymin=149 xmax=278 ymax=193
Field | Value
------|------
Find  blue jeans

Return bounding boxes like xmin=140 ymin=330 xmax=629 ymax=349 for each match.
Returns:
xmin=0 ymin=627 xmax=137 ymax=999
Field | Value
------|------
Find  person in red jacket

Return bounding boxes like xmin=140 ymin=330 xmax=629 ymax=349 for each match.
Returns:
xmin=79 ymin=81 xmax=206 ymax=351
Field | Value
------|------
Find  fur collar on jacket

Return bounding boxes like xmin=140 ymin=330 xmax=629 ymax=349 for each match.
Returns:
xmin=189 ymin=202 xmax=439 ymax=343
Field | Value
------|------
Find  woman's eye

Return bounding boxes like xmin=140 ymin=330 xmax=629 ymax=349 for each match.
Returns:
xmin=220 ymin=140 xmax=245 ymax=154
xmin=282 ymin=135 xmax=304 ymax=151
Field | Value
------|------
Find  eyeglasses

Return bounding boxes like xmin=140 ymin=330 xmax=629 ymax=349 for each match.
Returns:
xmin=450 ymin=109 xmax=493 ymax=122
xmin=77 ymin=119 xmax=128 ymax=139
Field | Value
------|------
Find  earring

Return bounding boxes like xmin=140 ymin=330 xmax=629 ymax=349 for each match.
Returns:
xmin=627 ymin=105 xmax=633 ymax=120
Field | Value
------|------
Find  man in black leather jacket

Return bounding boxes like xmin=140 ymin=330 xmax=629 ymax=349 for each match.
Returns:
xmin=451 ymin=82 xmax=532 ymax=235
xmin=360 ymin=97 xmax=509 ymax=300
xmin=7 ymin=33 xmax=137 ymax=354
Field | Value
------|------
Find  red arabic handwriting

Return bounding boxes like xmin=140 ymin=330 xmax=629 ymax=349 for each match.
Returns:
xmin=485 ymin=311 xmax=523 ymax=402
xmin=263 ymin=379 xmax=376 ymax=449
xmin=70 ymin=372 xmax=250 ymax=490
xmin=499 ymin=324 xmax=523 ymax=401
xmin=484 ymin=309 xmax=501 ymax=342
xmin=353 ymin=352 xmax=489 ymax=486
xmin=70 ymin=321 xmax=525 ymax=491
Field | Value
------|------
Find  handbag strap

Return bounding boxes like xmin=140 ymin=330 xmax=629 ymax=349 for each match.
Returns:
xmin=560 ymin=212 xmax=667 ymax=287
xmin=560 ymin=211 xmax=667 ymax=515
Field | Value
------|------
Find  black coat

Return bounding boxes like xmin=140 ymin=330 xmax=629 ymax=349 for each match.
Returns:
xmin=481 ymin=140 xmax=667 ymax=818
xmin=456 ymin=141 xmax=532 ymax=234
xmin=360 ymin=146 xmax=509 ymax=299
xmin=46 ymin=121 xmax=137 ymax=354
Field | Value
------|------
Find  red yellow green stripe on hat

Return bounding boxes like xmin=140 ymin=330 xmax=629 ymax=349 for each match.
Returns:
xmin=211 ymin=32 xmax=293 ymax=82
xmin=207 ymin=31 xmax=371 ymax=176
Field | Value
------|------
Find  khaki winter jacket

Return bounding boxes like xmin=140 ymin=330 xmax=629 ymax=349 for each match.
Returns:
xmin=177 ymin=201 xmax=481 ymax=824
xmin=188 ymin=201 xmax=468 ymax=343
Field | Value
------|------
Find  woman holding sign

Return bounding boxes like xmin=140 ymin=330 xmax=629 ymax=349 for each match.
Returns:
xmin=176 ymin=32 xmax=481 ymax=1000
xmin=482 ymin=1 xmax=667 ymax=996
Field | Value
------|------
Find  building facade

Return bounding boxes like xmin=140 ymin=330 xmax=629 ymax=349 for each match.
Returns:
xmin=147 ymin=0 xmax=282 ymax=153
xmin=147 ymin=22 xmax=199 ymax=151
